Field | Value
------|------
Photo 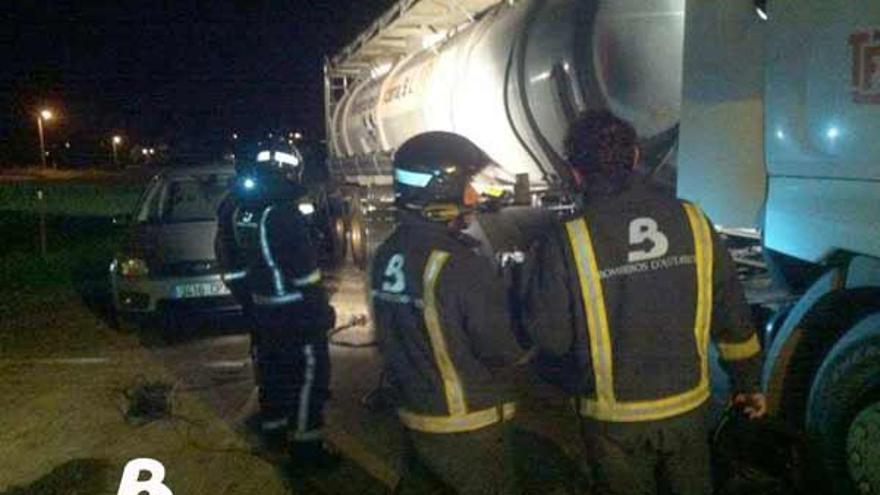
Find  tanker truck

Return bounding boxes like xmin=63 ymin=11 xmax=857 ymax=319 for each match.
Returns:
xmin=323 ymin=0 xmax=684 ymax=265
xmin=322 ymin=0 xmax=880 ymax=493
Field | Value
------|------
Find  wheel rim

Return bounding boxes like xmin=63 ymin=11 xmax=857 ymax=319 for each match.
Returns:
xmin=848 ymin=401 xmax=880 ymax=494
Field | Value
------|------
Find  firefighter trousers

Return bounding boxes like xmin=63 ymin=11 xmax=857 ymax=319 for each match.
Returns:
xmin=252 ymin=326 xmax=331 ymax=442
xmin=579 ymin=405 xmax=712 ymax=495
xmin=396 ymin=422 xmax=520 ymax=495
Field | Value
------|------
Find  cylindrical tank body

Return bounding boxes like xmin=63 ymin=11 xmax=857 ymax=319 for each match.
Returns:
xmin=331 ymin=0 xmax=685 ymax=188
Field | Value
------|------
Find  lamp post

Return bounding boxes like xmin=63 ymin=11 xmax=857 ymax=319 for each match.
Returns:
xmin=37 ymin=109 xmax=53 ymax=168
xmin=112 ymin=135 xmax=122 ymax=167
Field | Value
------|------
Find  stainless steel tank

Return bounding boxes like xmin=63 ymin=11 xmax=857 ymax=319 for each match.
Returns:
xmin=331 ymin=0 xmax=685 ymax=189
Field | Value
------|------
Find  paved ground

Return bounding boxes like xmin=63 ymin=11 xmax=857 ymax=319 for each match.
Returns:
xmin=0 ymin=260 xmax=782 ymax=495
xmin=0 ymin=292 xmax=291 ymax=495
xmin=141 ymin=263 xmax=591 ymax=494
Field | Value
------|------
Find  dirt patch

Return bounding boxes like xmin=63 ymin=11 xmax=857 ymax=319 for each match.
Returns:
xmin=0 ymin=459 xmax=113 ymax=495
xmin=0 ymin=288 xmax=288 ymax=494
xmin=0 ymin=349 xmax=289 ymax=494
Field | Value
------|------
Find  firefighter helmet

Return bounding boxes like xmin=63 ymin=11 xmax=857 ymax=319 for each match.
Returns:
xmin=233 ymin=136 xmax=305 ymax=196
xmin=392 ymin=132 xmax=490 ymax=222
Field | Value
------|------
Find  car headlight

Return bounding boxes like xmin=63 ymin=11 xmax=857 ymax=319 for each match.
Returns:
xmin=117 ymin=257 xmax=150 ymax=278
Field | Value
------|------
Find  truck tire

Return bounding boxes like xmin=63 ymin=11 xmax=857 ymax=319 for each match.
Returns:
xmin=331 ymin=215 xmax=347 ymax=266
xmin=764 ymin=304 xmax=793 ymax=349
xmin=349 ymin=210 xmax=367 ymax=270
xmin=805 ymin=314 xmax=880 ymax=495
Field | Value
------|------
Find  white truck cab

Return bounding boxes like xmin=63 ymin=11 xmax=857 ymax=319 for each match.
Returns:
xmin=679 ymin=1 xmax=880 ymax=493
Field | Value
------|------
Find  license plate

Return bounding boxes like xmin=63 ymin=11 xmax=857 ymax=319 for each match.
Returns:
xmin=173 ymin=281 xmax=230 ymax=299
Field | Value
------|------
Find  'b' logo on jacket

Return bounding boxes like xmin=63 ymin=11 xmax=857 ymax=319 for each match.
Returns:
xmin=627 ymin=217 xmax=669 ymax=263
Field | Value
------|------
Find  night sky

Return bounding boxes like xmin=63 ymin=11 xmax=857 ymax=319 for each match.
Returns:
xmin=1 ymin=0 xmax=393 ymax=163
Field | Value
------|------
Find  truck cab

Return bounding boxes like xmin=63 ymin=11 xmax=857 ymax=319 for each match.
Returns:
xmin=679 ymin=1 xmax=880 ymax=493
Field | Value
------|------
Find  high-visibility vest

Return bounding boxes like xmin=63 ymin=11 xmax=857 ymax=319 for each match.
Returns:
xmin=566 ymin=203 xmax=721 ymax=422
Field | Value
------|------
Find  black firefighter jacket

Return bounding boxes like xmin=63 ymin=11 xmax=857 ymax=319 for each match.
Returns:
xmin=524 ymin=183 xmax=763 ymax=423
xmin=215 ymin=184 xmax=334 ymax=335
xmin=370 ymin=213 xmax=525 ymax=434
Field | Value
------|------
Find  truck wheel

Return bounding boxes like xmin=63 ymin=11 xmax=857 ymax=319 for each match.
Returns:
xmin=806 ymin=315 xmax=880 ymax=495
xmin=764 ymin=304 xmax=793 ymax=349
xmin=330 ymin=215 xmax=347 ymax=266
xmin=349 ymin=211 xmax=368 ymax=270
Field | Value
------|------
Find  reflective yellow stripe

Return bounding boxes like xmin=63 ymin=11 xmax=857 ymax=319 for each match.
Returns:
xmin=565 ymin=219 xmax=615 ymax=409
xmin=683 ymin=203 xmax=714 ymax=386
xmin=718 ymin=333 xmax=761 ymax=361
xmin=294 ymin=269 xmax=322 ymax=287
xmin=568 ymin=206 xmax=715 ymax=422
xmin=577 ymin=385 xmax=710 ymax=422
xmin=398 ymin=402 xmax=516 ymax=433
xmin=423 ymin=250 xmax=467 ymax=416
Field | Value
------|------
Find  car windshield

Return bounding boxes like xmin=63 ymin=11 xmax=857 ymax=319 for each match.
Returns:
xmin=159 ymin=173 xmax=231 ymax=223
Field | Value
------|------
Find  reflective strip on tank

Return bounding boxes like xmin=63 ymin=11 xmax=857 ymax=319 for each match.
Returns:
xmin=398 ymin=402 xmax=516 ymax=434
xmin=252 ymin=292 xmax=304 ymax=305
xmin=422 ymin=250 xmax=468 ymax=416
xmin=221 ymin=270 xmax=247 ymax=281
xmin=567 ymin=206 xmax=714 ymax=422
xmin=293 ymin=269 xmax=322 ymax=287
xmin=259 ymin=206 xmax=287 ymax=296
xmin=718 ymin=333 xmax=761 ymax=361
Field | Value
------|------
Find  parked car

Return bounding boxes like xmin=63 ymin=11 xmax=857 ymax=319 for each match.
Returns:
xmin=110 ymin=164 xmax=241 ymax=331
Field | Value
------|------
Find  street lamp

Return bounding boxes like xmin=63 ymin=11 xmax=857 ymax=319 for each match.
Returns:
xmin=36 ymin=109 xmax=54 ymax=168
xmin=111 ymin=135 xmax=122 ymax=167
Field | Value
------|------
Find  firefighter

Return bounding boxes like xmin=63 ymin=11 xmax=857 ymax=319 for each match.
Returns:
xmin=523 ymin=110 xmax=767 ymax=495
xmin=371 ymin=132 xmax=526 ymax=495
xmin=215 ymin=140 xmax=338 ymax=469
